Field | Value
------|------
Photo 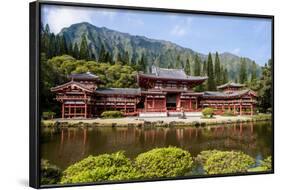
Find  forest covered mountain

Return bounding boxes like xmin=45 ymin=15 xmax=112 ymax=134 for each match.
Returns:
xmin=58 ymin=22 xmax=261 ymax=79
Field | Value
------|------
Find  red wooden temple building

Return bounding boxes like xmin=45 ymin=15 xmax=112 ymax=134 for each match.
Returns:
xmin=51 ymin=66 xmax=257 ymax=118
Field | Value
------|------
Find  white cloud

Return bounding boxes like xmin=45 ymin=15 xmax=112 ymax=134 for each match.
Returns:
xmin=170 ymin=17 xmax=193 ymax=37
xmin=41 ymin=5 xmax=118 ymax=34
xmin=170 ymin=25 xmax=187 ymax=36
xmin=232 ymin=48 xmax=241 ymax=55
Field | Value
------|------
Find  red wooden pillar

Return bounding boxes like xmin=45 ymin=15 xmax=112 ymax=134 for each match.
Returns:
xmin=228 ymin=103 xmax=230 ymax=111
xmin=189 ymin=98 xmax=192 ymax=110
xmin=195 ymin=98 xmax=198 ymax=110
xmin=251 ymin=104 xmax=253 ymax=116
xmin=240 ymin=102 xmax=242 ymax=116
xmin=145 ymin=96 xmax=147 ymax=112
xmin=125 ymin=98 xmax=127 ymax=113
xmin=152 ymin=97 xmax=155 ymax=111
xmin=62 ymin=102 xmax=65 ymax=119
xmin=74 ymin=104 xmax=77 ymax=118
xmin=176 ymin=94 xmax=181 ymax=111
xmin=84 ymin=103 xmax=87 ymax=118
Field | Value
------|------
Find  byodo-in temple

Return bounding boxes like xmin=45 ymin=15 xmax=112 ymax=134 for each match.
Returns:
xmin=51 ymin=66 xmax=257 ymax=118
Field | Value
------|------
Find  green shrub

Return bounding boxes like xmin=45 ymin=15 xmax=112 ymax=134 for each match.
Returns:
xmin=248 ymin=156 xmax=272 ymax=172
xmin=42 ymin=111 xmax=56 ymax=120
xmin=203 ymin=150 xmax=255 ymax=174
xmin=261 ymin=156 xmax=272 ymax=170
xmin=41 ymin=159 xmax=62 ymax=185
xmin=196 ymin=150 xmax=220 ymax=165
xmin=135 ymin=147 xmax=193 ymax=178
xmin=202 ymin=108 xmax=214 ymax=118
xmin=223 ymin=110 xmax=236 ymax=116
xmin=101 ymin=111 xmax=123 ymax=118
xmin=61 ymin=152 xmax=141 ymax=184
xmin=252 ymin=114 xmax=271 ymax=121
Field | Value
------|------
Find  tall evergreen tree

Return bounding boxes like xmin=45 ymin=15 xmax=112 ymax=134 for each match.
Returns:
xmin=79 ymin=34 xmax=90 ymax=60
xmin=220 ymin=64 xmax=224 ymax=84
xmin=184 ymin=57 xmax=191 ymax=75
xmin=48 ymin=33 xmax=56 ymax=58
xmin=194 ymin=54 xmax=201 ymax=76
xmin=137 ymin=53 xmax=146 ymax=72
xmin=239 ymin=57 xmax=247 ymax=84
xmin=124 ymin=51 xmax=130 ymax=65
xmin=202 ymin=60 xmax=207 ymax=76
xmin=175 ymin=55 xmax=182 ymax=69
xmin=254 ymin=59 xmax=272 ymax=112
xmin=116 ymin=52 xmax=123 ymax=64
xmin=73 ymin=42 xmax=79 ymax=59
xmin=251 ymin=61 xmax=257 ymax=81
xmin=67 ymin=41 xmax=73 ymax=55
xmin=59 ymin=35 xmax=68 ymax=55
xmin=98 ymin=44 xmax=107 ymax=62
xmin=214 ymin=52 xmax=221 ymax=85
xmin=222 ymin=67 xmax=228 ymax=84
xmin=206 ymin=53 xmax=216 ymax=90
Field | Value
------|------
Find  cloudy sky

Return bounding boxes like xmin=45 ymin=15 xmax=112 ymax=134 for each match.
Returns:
xmin=41 ymin=4 xmax=272 ymax=65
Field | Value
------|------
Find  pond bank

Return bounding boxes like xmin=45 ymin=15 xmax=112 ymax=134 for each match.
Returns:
xmin=41 ymin=114 xmax=271 ymax=128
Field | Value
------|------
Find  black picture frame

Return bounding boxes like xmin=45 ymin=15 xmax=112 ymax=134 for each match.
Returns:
xmin=29 ymin=1 xmax=274 ymax=189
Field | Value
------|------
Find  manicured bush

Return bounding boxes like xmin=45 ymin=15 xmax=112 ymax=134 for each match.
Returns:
xmin=135 ymin=147 xmax=193 ymax=178
xmin=61 ymin=152 xmax=141 ymax=184
xmin=202 ymin=108 xmax=214 ymax=118
xmin=261 ymin=156 xmax=272 ymax=170
xmin=203 ymin=150 xmax=255 ymax=174
xmin=42 ymin=111 xmax=56 ymax=119
xmin=223 ymin=110 xmax=236 ymax=116
xmin=101 ymin=111 xmax=123 ymax=118
xmin=252 ymin=114 xmax=271 ymax=121
xmin=41 ymin=159 xmax=62 ymax=185
xmin=196 ymin=150 xmax=220 ymax=165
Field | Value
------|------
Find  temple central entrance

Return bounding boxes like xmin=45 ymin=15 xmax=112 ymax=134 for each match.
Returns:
xmin=166 ymin=93 xmax=178 ymax=111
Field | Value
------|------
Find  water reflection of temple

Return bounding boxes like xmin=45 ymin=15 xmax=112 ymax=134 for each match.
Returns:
xmin=57 ymin=122 xmax=258 ymax=156
xmin=41 ymin=121 xmax=271 ymax=169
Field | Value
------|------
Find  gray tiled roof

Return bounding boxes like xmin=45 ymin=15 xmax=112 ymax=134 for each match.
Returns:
xmin=203 ymin=90 xmax=251 ymax=99
xmin=68 ymin=72 xmax=99 ymax=80
xmin=144 ymin=66 xmax=208 ymax=80
xmin=153 ymin=67 xmax=187 ymax=79
xmin=96 ymin=88 xmax=141 ymax=96
xmin=217 ymin=82 xmax=245 ymax=89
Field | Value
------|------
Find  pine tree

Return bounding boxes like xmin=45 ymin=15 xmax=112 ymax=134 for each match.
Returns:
xmin=175 ymin=55 xmax=181 ymax=69
xmin=202 ymin=60 xmax=207 ymax=76
xmin=137 ymin=53 xmax=146 ymax=72
xmin=79 ymin=34 xmax=90 ymax=60
xmin=214 ymin=52 xmax=221 ymax=85
xmin=220 ymin=64 xmax=225 ymax=84
xmin=222 ymin=68 xmax=228 ymax=84
xmin=124 ymin=51 xmax=130 ymax=65
xmin=239 ymin=57 xmax=247 ymax=84
xmin=184 ymin=57 xmax=191 ymax=75
xmin=59 ymin=35 xmax=68 ymax=55
xmin=73 ymin=42 xmax=79 ymax=59
xmin=251 ymin=61 xmax=257 ymax=81
xmin=67 ymin=41 xmax=73 ymax=55
xmin=206 ymin=53 xmax=216 ymax=90
xmin=194 ymin=54 xmax=201 ymax=76
xmin=48 ymin=33 xmax=56 ymax=58
xmin=99 ymin=44 xmax=106 ymax=62
xmin=116 ymin=52 xmax=123 ymax=64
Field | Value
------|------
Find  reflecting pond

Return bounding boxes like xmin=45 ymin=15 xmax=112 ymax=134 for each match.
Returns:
xmin=41 ymin=121 xmax=272 ymax=170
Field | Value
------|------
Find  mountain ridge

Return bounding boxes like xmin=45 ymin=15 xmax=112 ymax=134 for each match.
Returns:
xmin=59 ymin=22 xmax=261 ymax=79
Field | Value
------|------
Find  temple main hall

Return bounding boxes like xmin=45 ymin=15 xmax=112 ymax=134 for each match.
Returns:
xmin=51 ymin=66 xmax=257 ymax=118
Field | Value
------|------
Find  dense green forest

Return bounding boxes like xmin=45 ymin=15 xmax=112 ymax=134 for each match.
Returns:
xmin=40 ymin=24 xmax=272 ymax=114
